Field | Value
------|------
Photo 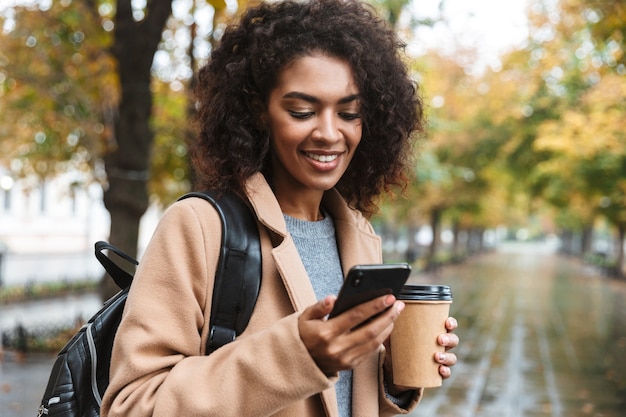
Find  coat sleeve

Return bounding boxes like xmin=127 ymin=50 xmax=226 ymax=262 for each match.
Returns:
xmin=101 ymin=200 xmax=334 ymax=417
xmin=377 ymin=348 xmax=423 ymax=416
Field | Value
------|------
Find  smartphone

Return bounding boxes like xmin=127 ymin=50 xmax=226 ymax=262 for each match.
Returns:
xmin=328 ymin=263 xmax=411 ymax=319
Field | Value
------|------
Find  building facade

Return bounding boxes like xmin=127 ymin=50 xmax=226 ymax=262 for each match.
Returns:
xmin=0 ymin=168 xmax=112 ymax=286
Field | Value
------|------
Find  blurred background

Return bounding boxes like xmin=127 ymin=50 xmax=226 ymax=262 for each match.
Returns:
xmin=1 ymin=0 xmax=625 ymax=416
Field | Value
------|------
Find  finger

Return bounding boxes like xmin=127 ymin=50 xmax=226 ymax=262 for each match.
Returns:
xmin=437 ymin=333 xmax=459 ymax=349
xmin=344 ymin=301 xmax=404 ymax=356
xmin=438 ymin=365 xmax=451 ymax=379
xmin=330 ymin=294 xmax=398 ymax=331
xmin=350 ymin=300 xmax=403 ymax=336
xmin=328 ymin=301 xmax=403 ymax=365
xmin=435 ymin=352 xmax=457 ymax=367
xmin=300 ymin=295 xmax=336 ymax=321
xmin=445 ymin=317 xmax=458 ymax=331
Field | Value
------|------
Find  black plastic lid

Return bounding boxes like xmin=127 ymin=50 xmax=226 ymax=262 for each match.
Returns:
xmin=398 ymin=284 xmax=452 ymax=301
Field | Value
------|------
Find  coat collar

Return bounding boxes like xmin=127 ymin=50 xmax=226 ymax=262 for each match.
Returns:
xmin=244 ymin=172 xmax=287 ymax=238
xmin=244 ymin=172 xmax=381 ymax=266
xmin=244 ymin=172 xmax=382 ymax=308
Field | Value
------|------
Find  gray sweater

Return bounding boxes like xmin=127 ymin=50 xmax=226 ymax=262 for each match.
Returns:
xmin=284 ymin=213 xmax=352 ymax=417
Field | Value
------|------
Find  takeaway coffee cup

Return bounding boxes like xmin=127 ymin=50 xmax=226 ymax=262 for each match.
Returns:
xmin=390 ymin=284 xmax=453 ymax=388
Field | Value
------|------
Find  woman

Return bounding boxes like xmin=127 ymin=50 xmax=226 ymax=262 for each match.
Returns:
xmin=102 ymin=0 xmax=459 ymax=416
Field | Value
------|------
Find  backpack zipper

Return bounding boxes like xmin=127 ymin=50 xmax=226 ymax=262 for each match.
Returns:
xmin=38 ymin=394 xmax=61 ymax=415
xmin=85 ymin=322 xmax=103 ymax=406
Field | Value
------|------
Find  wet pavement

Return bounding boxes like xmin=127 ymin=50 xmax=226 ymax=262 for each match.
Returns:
xmin=0 ymin=352 xmax=56 ymax=417
xmin=1 ymin=242 xmax=625 ymax=416
xmin=408 ymin=242 xmax=626 ymax=417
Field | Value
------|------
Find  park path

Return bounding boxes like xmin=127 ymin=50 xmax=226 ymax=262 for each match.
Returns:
xmin=408 ymin=242 xmax=626 ymax=417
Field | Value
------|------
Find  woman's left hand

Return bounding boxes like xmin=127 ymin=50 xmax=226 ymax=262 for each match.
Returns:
xmin=435 ymin=317 xmax=459 ymax=379
xmin=384 ymin=316 xmax=459 ymax=394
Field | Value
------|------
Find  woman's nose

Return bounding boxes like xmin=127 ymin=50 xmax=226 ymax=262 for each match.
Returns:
xmin=313 ymin=112 xmax=341 ymax=142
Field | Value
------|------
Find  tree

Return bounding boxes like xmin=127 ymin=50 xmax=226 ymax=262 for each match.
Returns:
xmin=534 ymin=73 xmax=626 ymax=272
xmin=100 ymin=0 xmax=173 ymax=297
xmin=0 ymin=1 xmax=116 ymax=185
xmin=403 ymin=51 xmax=501 ymax=267
xmin=520 ymin=0 xmax=625 ymax=265
xmin=1 ymin=0 xmax=244 ymax=297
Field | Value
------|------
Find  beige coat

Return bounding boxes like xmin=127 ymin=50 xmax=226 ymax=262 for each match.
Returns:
xmin=101 ymin=173 xmax=421 ymax=417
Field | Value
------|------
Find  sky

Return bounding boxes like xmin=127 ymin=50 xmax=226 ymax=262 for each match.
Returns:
xmin=0 ymin=0 xmax=532 ymax=78
xmin=407 ymin=0 xmax=532 ymax=73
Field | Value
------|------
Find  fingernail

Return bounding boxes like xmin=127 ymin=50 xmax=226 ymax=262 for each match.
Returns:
xmin=384 ymin=294 xmax=396 ymax=306
xmin=396 ymin=301 xmax=405 ymax=313
xmin=438 ymin=353 xmax=446 ymax=362
xmin=440 ymin=335 xmax=449 ymax=345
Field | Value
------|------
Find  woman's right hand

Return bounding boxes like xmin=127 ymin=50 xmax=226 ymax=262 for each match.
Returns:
xmin=298 ymin=294 xmax=405 ymax=376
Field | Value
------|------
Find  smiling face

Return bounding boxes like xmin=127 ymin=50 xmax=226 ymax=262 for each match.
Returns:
xmin=263 ymin=53 xmax=362 ymax=217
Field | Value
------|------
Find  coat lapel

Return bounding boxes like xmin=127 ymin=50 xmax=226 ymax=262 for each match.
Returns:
xmin=322 ymin=190 xmax=382 ymax=273
xmin=245 ymin=173 xmax=319 ymax=311
xmin=245 ymin=173 xmax=383 ymax=417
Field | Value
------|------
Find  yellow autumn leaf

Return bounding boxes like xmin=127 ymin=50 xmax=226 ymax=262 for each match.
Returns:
xmin=206 ymin=0 xmax=228 ymax=12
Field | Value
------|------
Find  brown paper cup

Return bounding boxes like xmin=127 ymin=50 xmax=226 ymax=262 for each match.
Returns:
xmin=390 ymin=286 xmax=452 ymax=388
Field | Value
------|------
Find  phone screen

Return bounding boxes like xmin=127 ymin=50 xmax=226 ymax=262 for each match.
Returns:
xmin=328 ymin=263 xmax=411 ymax=319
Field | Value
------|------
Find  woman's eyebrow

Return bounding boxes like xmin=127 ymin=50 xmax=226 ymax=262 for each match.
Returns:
xmin=338 ymin=94 xmax=360 ymax=104
xmin=282 ymin=91 xmax=360 ymax=104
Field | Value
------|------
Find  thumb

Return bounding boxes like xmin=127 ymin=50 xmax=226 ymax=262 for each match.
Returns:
xmin=301 ymin=295 xmax=336 ymax=321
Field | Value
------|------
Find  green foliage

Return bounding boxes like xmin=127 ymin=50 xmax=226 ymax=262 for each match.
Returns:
xmin=0 ymin=0 xmax=116 ymax=185
xmin=0 ymin=0 xmax=193 ymax=205
xmin=150 ymin=80 xmax=191 ymax=205
xmin=377 ymin=0 xmax=626 ymax=272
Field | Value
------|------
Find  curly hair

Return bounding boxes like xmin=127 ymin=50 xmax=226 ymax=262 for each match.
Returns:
xmin=192 ymin=0 xmax=423 ymax=215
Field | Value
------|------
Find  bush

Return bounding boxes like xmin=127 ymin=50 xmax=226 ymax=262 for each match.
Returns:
xmin=0 ymin=280 xmax=98 ymax=304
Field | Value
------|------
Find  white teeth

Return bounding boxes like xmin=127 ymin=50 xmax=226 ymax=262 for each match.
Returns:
xmin=306 ymin=153 xmax=338 ymax=162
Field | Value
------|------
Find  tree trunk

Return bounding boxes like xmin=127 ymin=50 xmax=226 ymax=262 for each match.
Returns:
xmin=405 ymin=224 xmax=419 ymax=264
xmin=451 ymin=221 xmax=460 ymax=259
xmin=615 ymin=225 xmax=625 ymax=279
xmin=560 ymin=229 xmax=573 ymax=255
xmin=100 ymin=1 xmax=173 ymax=299
xmin=581 ymin=224 xmax=593 ymax=257
xmin=467 ymin=228 xmax=481 ymax=254
xmin=426 ymin=207 xmax=442 ymax=271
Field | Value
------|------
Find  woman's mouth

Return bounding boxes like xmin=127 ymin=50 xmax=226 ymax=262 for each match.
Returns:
xmin=304 ymin=152 xmax=339 ymax=163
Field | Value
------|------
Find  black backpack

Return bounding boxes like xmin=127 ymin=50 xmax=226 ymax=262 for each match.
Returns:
xmin=37 ymin=191 xmax=261 ymax=417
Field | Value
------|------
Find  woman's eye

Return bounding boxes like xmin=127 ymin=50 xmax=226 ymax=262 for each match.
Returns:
xmin=340 ymin=112 xmax=361 ymax=121
xmin=289 ymin=111 xmax=314 ymax=120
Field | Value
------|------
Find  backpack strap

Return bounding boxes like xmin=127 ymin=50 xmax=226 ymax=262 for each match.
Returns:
xmin=95 ymin=241 xmax=137 ymax=289
xmin=177 ymin=191 xmax=262 ymax=354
